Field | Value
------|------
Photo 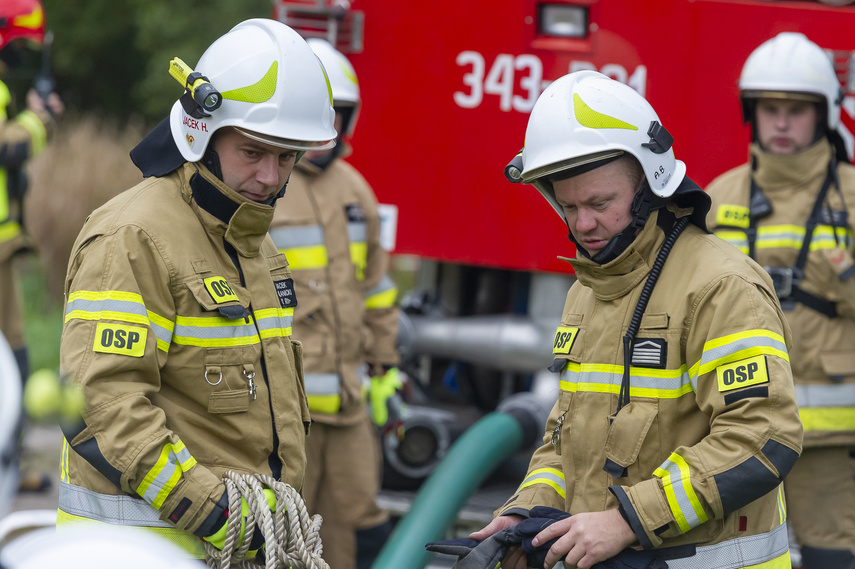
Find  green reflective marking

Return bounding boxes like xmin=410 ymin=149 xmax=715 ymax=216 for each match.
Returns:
xmin=573 ymin=93 xmax=638 ymax=130
xmin=221 ymin=61 xmax=278 ymax=103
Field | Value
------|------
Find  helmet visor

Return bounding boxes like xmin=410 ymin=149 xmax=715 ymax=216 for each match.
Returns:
xmin=233 ymin=127 xmax=336 ymax=151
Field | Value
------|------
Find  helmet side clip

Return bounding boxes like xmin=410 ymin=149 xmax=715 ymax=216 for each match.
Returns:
xmin=641 ymin=121 xmax=674 ymax=154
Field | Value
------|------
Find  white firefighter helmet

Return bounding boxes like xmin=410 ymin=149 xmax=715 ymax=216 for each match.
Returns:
xmin=306 ymin=37 xmax=360 ymax=137
xmin=739 ymin=32 xmax=842 ymax=131
xmin=0 ymin=524 xmax=205 ymax=569
xmin=0 ymin=330 xmax=22 ymax=520
xmin=518 ymin=70 xmax=686 ymax=220
xmin=169 ymin=18 xmax=337 ymax=162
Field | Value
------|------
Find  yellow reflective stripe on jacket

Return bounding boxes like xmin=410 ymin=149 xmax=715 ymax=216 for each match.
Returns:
xmin=305 ymin=373 xmax=341 ymax=414
xmin=795 ymin=384 xmax=855 ymax=432
xmin=60 ymin=438 xmax=70 ymax=483
xmin=64 ymin=291 xmax=174 ymax=351
xmin=714 ymin=225 xmax=853 ymax=253
xmin=0 ymin=219 xmax=20 ymax=243
xmin=714 ymin=230 xmax=749 ymax=254
xmin=665 ymin=520 xmax=790 ymax=569
xmin=654 ymin=452 xmax=709 ymax=532
xmin=365 ymin=275 xmax=398 ymax=309
xmin=136 ymin=441 xmax=197 ymax=509
xmin=254 ymin=306 xmax=294 ymax=338
xmin=777 ymin=484 xmax=786 ymax=524
xmin=348 ymin=222 xmax=367 ymax=280
xmin=516 ymin=467 xmax=566 ymax=499
xmin=57 ymin=480 xmax=205 ymax=557
xmin=690 ymin=329 xmax=789 ymax=381
xmin=64 ymin=290 xmax=174 ymax=352
xmin=14 ymin=109 xmax=47 ymax=155
xmin=560 ymin=363 xmax=694 ymax=398
xmin=269 ymin=225 xmax=329 ymax=269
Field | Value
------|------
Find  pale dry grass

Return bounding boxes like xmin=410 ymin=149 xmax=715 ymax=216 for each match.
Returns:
xmin=25 ymin=115 xmax=147 ymax=297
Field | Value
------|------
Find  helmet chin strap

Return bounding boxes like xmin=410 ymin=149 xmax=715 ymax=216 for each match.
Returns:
xmin=568 ymin=183 xmax=665 ymax=264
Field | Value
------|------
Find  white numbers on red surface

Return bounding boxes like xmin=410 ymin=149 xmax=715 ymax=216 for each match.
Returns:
xmin=455 ymin=50 xmax=647 ymax=111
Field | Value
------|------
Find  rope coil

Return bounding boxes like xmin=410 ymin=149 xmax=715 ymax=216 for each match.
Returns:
xmin=204 ymin=471 xmax=329 ymax=569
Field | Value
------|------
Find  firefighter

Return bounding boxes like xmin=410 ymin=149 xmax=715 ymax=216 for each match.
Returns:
xmin=0 ymin=0 xmax=62 ymax=386
xmin=57 ymin=19 xmax=335 ymax=559
xmin=471 ymin=71 xmax=803 ymax=569
xmin=268 ymin=38 xmax=400 ymax=569
xmin=705 ymin=32 xmax=855 ymax=569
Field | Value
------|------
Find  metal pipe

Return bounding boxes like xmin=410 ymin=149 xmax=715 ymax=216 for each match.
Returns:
xmin=398 ymin=314 xmax=557 ymax=374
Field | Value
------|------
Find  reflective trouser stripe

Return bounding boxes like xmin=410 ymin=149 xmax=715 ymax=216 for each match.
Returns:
xmin=516 ymin=467 xmax=566 ymax=500
xmin=795 ymin=384 xmax=855 ymax=432
xmin=56 ymin=480 xmax=205 ymax=557
xmin=665 ymin=522 xmax=790 ymax=569
xmin=305 ymin=373 xmax=341 ymax=414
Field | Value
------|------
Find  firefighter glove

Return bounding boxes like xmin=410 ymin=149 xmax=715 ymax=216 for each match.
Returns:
xmin=203 ymin=488 xmax=277 ymax=556
xmin=425 ymin=506 xmax=667 ymax=569
xmin=368 ymin=366 xmax=404 ymax=436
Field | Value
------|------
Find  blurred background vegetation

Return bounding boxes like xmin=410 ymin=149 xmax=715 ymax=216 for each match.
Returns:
xmin=7 ymin=0 xmax=286 ymax=373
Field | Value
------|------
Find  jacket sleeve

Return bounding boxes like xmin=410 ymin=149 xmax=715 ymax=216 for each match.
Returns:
xmin=355 ymin=175 xmax=399 ymax=368
xmin=60 ymin=224 xmax=226 ymax=538
xmin=0 ymin=104 xmax=53 ymax=168
xmin=494 ymin=398 xmax=567 ymax=517
xmin=610 ymin=272 xmax=803 ymax=549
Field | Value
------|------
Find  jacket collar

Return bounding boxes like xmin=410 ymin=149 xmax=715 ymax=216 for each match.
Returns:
xmin=180 ymin=162 xmax=274 ymax=257
xmin=566 ymin=209 xmax=667 ymax=301
xmin=751 ymin=139 xmax=832 ymax=194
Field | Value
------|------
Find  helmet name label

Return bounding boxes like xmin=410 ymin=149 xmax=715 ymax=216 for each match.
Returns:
xmin=93 ymin=323 xmax=147 ymax=357
xmin=716 ymin=205 xmax=750 ymax=229
xmin=183 ymin=116 xmax=209 ymax=132
xmin=553 ymin=326 xmax=579 ymax=355
xmin=716 ymin=355 xmax=769 ymax=392
xmin=204 ymin=276 xmax=239 ymax=304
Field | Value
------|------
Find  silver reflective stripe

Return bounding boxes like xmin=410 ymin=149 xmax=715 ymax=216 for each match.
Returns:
xmin=173 ymin=316 xmax=259 ymax=342
xmin=58 ymin=480 xmax=170 ymax=528
xmin=347 ymin=222 xmax=366 ymax=243
xmin=665 ymin=522 xmax=789 ymax=569
xmin=304 ymin=373 xmax=341 ymax=395
xmin=255 ymin=310 xmax=293 ymax=335
xmin=560 ymin=365 xmax=693 ymax=399
xmin=139 ymin=445 xmax=194 ymax=506
xmin=795 ymin=384 xmax=855 ymax=407
xmin=365 ymin=275 xmax=397 ymax=298
xmin=269 ymin=225 xmax=325 ymax=248
xmin=65 ymin=297 xmax=173 ymax=346
xmin=518 ymin=469 xmax=565 ymax=493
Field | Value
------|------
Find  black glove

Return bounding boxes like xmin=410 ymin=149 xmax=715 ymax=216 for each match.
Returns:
xmin=425 ymin=506 xmax=667 ymax=569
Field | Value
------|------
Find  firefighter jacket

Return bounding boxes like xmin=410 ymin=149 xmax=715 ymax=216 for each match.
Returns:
xmin=706 ymin=139 xmax=855 ymax=448
xmin=0 ymin=78 xmax=52 ymax=262
xmin=57 ymin=161 xmax=311 ymax=557
xmin=495 ymin=207 xmax=803 ymax=569
xmin=269 ymin=158 xmax=399 ymax=426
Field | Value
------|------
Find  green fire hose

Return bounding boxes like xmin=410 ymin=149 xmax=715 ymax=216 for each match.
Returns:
xmin=371 ymin=393 xmax=548 ymax=569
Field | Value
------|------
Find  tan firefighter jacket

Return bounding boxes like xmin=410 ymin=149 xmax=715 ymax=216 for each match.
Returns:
xmin=269 ymin=158 xmax=398 ymax=426
xmin=58 ymin=162 xmax=311 ymax=557
xmin=496 ymin=207 xmax=803 ymax=568
xmin=706 ymin=140 xmax=855 ymax=448
xmin=0 ymin=78 xmax=51 ymax=263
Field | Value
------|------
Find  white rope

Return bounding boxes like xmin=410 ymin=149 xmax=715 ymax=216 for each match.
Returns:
xmin=203 ymin=471 xmax=329 ymax=569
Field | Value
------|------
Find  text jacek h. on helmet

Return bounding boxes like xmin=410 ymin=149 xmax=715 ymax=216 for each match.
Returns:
xmin=0 ymin=0 xmax=45 ymax=51
xmin=516 ymin=70 xmax=686 ymax=223
xmin=306 ymin=37 xmax=360 ymax=137
xmin=169 ymin=18 xmax=337 ymax=163
xmin=739 ymin=31 xmax=843 ymax=132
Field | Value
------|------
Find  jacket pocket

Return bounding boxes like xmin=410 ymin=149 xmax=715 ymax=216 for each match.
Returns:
xmin=204 ymin=347 xmax=258 ymax=414
xmin=185 ymin=277 xmax=251 ymax=318
xmin=603 ymin=400 xmax=658 ymax=478
xmin=819 ymin=351 xmax=855 ymax=383
xmin=290 ymin=339 xmax=312 ymax=430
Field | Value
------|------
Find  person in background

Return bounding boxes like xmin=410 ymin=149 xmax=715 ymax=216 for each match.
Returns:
xmin=706 ymin=32 xmax=855 ymax=569
xmin=268 ymin=38 xmax=400 ymax=569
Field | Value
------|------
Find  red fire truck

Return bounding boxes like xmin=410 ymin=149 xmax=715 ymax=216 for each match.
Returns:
xmin=274 ymin=0 xmax=855 ymax=496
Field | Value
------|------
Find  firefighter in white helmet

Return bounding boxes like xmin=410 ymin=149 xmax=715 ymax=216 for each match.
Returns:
xmin=706 ymin=32 xmax=855 ymax=569
xmin=468 ymin=71 xmax=802 ymax=569
xmin=268 ymin=38 xmax=399 ymax=569
xmin=56 ymin=19 xmax=335 ymax=559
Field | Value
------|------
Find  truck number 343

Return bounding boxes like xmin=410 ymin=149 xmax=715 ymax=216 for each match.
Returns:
xmin=454 ymin=51 xmax=647 ymax=113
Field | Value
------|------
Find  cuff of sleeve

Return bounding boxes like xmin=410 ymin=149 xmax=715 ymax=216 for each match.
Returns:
xmin=158 ymin=465 xmax=226 ymax=536
xmin=609 ymin=479 xmax=673 ymax=549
